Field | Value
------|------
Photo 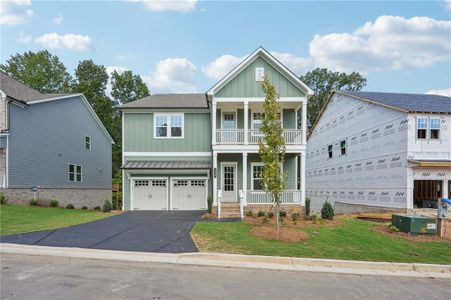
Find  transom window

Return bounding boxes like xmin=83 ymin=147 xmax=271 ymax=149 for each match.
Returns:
xmin=154 ymin=113 xmax=184 ymax=138
xmin=430 ymin=118 xmax=441 ymax=139
xmin=85 ymin=136 xmax=91 ymax=150
xmin=69 ymin=164 xmax=82 ymax=182
xmin=417 ymin=117 xmax=427 ymax=139
xmin=252 ymin=163 xmax=264 ymax=191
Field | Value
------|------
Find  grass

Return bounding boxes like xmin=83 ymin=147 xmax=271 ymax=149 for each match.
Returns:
xmin=0 ymin=205 xmax=116 ymax=236
xmin=191 ymin=218 xmax=451 ymax=264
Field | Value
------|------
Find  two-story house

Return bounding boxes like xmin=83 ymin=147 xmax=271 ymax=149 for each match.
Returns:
xmin=306 ymin=91 xmax=451 ymax=213
xmin=120 ymin=47 xmax=313 ymax=217
xmin=0 ymin=72 xmax=114 ymax=207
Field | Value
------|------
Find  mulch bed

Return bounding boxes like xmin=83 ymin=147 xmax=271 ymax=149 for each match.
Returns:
xmin=243 ymin=216 xmax=342 ymax=228
xmin=250 ymin=226 xmax=309 ymax=243
xmin=374 ymin=224 xmax=451 ymax=243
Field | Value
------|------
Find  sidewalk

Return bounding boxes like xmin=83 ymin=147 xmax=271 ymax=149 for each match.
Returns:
xmin=1 ymin=243 xmax=450 ymax=279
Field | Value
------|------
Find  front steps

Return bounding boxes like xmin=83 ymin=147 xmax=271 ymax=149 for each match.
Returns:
xmin=219 ymin=202 xmax=241 ymax=218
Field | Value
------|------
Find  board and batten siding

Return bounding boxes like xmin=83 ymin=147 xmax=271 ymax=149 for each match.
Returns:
xmin=123 ymin=112 xmax=211 ymax=152
xmin=215 ymin=57 xmax=305 ymax=98
xmin=8 ymin=96 xmax=112 ymax=188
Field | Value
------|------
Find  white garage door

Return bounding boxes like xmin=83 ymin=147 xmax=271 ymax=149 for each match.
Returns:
xmin=171 ymin=179 xmax=207 ymax=210
xmin=133 ymin=179 xmax=168 ymax=210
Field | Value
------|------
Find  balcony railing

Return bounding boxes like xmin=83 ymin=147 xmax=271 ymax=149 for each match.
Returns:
xmin=246 ymin=190 xmax=301 ymax=204
xmin=215 ymin=129 xmax=303 ymax=145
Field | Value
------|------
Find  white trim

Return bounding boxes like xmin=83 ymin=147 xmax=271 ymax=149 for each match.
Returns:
xmin=213 ymin=145 xmax=306 ymax=153
xmin=214 ymin=97 xmax=307 ymax=103
xmin=153 ymin=112 xmax=184 ymax=139
xmin=0 ymin=89 xmax=6 ymax=98
xmin=123 ymin=152 xmax=211 ymax=157
xmin=221 ymin=161 xmax=238 ymax=202
xmin=68 ymin=163 xmax=82 ymax=183
xmin=130 ymin=177 xmax=169 ymax=211
xmin=207 ymin=47 xmax=314 ymax=96
xmin=170 ymin=177 xmax=208 ymax=210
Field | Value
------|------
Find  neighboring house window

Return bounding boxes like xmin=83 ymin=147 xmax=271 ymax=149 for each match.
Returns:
xmin=430 ymin=118 xmax=441 ymax=139
xmin=328 ymin=144 xmax=333 ymax=159
xmin=69 ymin=164 xmax=82 ymax=182
xmin=340 ymin=140 xmax=346 ymax=156
xmin=154 ymin=113 xmax=184 ymax=138
xmin=252 ymin=163 xmax=264 ymax=190
xmin=255 ymin=67 xmax=264 ymax=81
xmin=417 ymin=117 xmax=427 ymax=139
xmin=85 ymin=136 xmax=91 ymax=150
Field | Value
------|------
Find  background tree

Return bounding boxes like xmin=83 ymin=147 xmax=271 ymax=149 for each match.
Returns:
xmin=259 ymin=77 xmax=286 ymax=232
xmin=299 ymin=68 xmax=367 ymax=128
xmin=0 ymin=50 xmax=72 ymax=93
xmin=111 ymin=70 xmax=149 ymax=104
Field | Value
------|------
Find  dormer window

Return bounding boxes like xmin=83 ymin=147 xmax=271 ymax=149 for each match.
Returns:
xmin=255 ymin=67 xmax=264 ymax=81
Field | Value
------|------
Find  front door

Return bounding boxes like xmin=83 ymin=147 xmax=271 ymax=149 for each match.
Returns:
xmin=222 ymin=112 xmax=236 ymax=143
xmin=222 ymin=163 xmax=237 ymax=202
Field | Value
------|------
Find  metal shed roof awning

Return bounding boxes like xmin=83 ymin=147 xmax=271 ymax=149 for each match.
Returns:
xmin=121 ymin=160 xmax=212 ymax=170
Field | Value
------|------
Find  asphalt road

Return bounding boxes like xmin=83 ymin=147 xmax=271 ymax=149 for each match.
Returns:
xmin=1 ymin=253 xmax=450 ymax=300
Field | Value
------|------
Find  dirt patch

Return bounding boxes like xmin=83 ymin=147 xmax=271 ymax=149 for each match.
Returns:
xmin=250 ymin=226 xmax=309 ymax=243
xmin=243 ymin=216 xmax=341 ymax=228
xmin=201 ymin=212 xmax=217 ymax=220
xmin=374 ymin=224 xmax=451 ymax=243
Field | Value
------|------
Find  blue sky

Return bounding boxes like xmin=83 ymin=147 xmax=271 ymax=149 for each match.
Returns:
xmin=1 ymin=0 xmax=450 ymax=95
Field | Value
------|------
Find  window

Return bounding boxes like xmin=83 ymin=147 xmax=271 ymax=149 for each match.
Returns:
xmin=154 ymin=113 xmax=184 ymax=138
xmin=430 ymin=118 xmax=440 ymax=139
xmin=252 ymin=112 xmax=281 ymax=129
xmin=252 ymin=163 xmax=264 ymax=190
xmin=69 ymin=164 xmax=82 ymax=182
xmin=327 ymin=144 xmax=333 ymax=159
xmin=85 ymin=136 xmax=91 ymax=150
xmin=340 ymin=140 xmax=346 ymax=156
xmin=152 ymin=180 xmax=166 ymax=187
xmin=255 ymin=67 xmax=264 ymax=81
xmin=417 ymin=117 xmax=427 ymax=139
xmin=174 ymin=180 xmax=188 ymax=187
xmin=135 ymin=180 xmax=149 ymax=187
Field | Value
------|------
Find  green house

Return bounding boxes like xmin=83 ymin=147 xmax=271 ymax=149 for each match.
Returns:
xmin=119 ymin=47 xmax=313 ymax=218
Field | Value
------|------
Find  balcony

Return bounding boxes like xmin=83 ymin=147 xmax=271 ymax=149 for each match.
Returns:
xmin=246 ymin=189 xmax=302 ymax=204
xmin=215 ymin=129 xmax=303 ymax=145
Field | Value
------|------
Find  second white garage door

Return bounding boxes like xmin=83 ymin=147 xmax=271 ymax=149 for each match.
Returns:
xmin=171 ymin=179 xmax=207 ymax=210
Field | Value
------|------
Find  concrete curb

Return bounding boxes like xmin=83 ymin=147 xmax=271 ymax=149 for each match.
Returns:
xmin=1 ymin=243 xmax=450 ymax=279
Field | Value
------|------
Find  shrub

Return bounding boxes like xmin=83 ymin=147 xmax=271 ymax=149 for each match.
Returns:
xmin=267 ymin=211 xmax=274 ymax=219
xmin=102 ymin=200 xmax=112 ymax=213
xmin=257 ymin=210 xmax=266 ymax=217
xmin=245 ymin=210 xmax=254 ymax=217
xmin=279 ymin=210 xmax=287 ymax=218
xmin=388 ymin=224 xmax=399 ymax=232
xmin=311 ymin=213 xmax=319 ymax=224
xmin=30 ymin=199 xmax=38 ymax=206
xmin=50 ymin=200 xmax=59 ymax=207
xmin=82 ymin=206 xmax=88 ymax=210
xmin=66 ymin=204 xmax=74 ymax=209
xmin=321 ymin=201 xmax=334 ymax=220
xmin=291 ymin=212 xmax=300 ymax=224
xmin=305 ymin=198 xmax=311 ymax=217
xmin=94 ymin=206 xmax=101 ymax=211
xmin=207 ymin=195 xmax=213 ymax=214
xmin=0 ymin=193 xmax=7 ymax=205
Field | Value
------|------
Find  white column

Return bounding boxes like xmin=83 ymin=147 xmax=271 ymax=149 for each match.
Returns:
xmin=242 ymin=152 xmax=248 ymax=205
xmin=302 ymin=100 xmax=307 ymax=145
xmin=212 ymin=102 xmax=217 ymax=145
xmin=213 ymin=153 xmax=218 ymax=205
xmin=406 ymin=168 xmax=414 ymax=210
xmin=300 ymin=152 xmax=306 ymax=206
xmin=244 ymin=100 xmax=249 ymax=145
xmin=443 ymin=179 xmax=449 ymax=200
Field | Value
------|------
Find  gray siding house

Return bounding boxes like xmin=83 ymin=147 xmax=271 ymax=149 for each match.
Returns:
xmin=0 ymin=72 xmax=114 ymax=207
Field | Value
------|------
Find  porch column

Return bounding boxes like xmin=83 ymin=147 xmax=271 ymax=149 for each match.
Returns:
xmin=213 ymin=152 xmax=218 ymax=205
xmin=443 ymin=180 xmax=449 ymax=200
xmin=302 ymin=100 xmax=307 ymax=145
xmin=212 ymin=102 xmax=217 ymax=145
xmin=244 ymin=100 xmax=249 ymax=145
xmin=300 ymin=152 xmax=306 ymax=206
xmin=242 ymin=152 xmax=248 ymax=205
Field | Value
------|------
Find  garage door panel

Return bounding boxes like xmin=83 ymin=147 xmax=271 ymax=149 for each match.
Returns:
xmin=133 ymin=179 xmax=168 ymax=210
xmin=172 ymin=179 xmax=207 ymax=210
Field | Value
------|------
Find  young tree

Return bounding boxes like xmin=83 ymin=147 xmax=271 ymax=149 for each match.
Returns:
xmin=299 ymin=68 xmax=367 ymax=128
xmin=111 ymin=70 xmax=150 ymax=104
xmin=259 ymin=77 xmax=286 ymax=232
xmin=0 ymin=50 xmax=72 ymax=93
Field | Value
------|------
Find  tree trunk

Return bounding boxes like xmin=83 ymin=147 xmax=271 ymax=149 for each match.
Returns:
xmin=275 ymin=194 xmax=280 ymax=232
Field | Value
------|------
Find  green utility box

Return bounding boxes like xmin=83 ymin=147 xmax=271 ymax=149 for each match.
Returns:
xmin=392 ymin=214 xmax=436 ymax=235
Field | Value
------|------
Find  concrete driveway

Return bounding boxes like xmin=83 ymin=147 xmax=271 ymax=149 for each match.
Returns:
xmin=0 ymin=211 xmax=204 ymax=253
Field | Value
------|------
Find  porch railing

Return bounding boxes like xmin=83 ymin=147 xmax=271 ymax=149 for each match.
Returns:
xmin=215 ymin=129 xmax=302 ymax=145
xmin=216 ymin=129 xmax=245 ymax=144
xmin=246 ymin=190 xmax=301 ymax=204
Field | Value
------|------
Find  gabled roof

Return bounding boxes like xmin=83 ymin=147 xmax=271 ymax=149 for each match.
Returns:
xmin=119 ymin=93 xmax=208 ymax=109
xmin=207 ymin=46 xmax=314 ymax=97
xmin=337 ymin=91 xmax=451 ymax=114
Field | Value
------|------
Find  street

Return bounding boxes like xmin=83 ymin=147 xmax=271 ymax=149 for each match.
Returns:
xmin=1 ymin=253 xmax=450 ymax=300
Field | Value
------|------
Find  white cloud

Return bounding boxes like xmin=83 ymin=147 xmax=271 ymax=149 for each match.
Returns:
xmin=270 ymin=52 xmax=311 ymax=75
xmin=425 ymin=88 xmax=451 ymax=97
xmin=145 ymin=58 xmax=197 ymax=92
xmin=128 ymin=0 xmax=197 ymax=13
xmin=17 ymin=31 xmax=32 ymax=43
xmin=444 ymin=0 xmax=451 ymax=11
xmin=53 ymin=14 xmax=63 ymax=25
xmin=309 ymin=15 xmax=451 ymax=72
xmin=35 ymin=33 xmax=91 ymax=51
xmin=202 ymin=54 xmax=246 ymax=80
xmin=0 ymin=0 xmax=33 ymax=25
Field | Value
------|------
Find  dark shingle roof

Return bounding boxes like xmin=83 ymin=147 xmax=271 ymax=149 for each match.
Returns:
xmin=337 ymin=91 xmax=451 ymax=114
xmin=0 ymin=72 xmax=74 ymax=102
xmin=121 ymin=160 xmax=211 ymax=169
xmin=119 ymin=93 xmax=208 ymax=109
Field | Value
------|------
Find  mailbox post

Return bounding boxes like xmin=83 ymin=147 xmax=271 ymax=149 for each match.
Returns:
xmin=437 ymin=198 xmax=449 ymax=238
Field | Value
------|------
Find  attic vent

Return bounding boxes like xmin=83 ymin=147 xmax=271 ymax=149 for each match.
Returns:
xmin=255 ymin=67 xmax=264 ymax=81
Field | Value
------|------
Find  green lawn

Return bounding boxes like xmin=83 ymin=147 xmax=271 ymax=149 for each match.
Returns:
xmin=0 ymin=205 xmax=116 ymax=236
xmin=191 ymin=218 xmax=451 ymax=264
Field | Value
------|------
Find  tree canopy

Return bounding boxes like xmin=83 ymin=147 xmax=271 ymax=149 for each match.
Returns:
xmin=111 ymin=70 xmax=150 ymax=104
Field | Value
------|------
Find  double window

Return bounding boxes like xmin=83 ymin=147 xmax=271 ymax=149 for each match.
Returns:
xmin=154 ymin=113 xmax=184 ymax=138
xmin=417 ymin=117 xmax=441 ymax=140
xmin=69 ymin=164 xmax=82 ymax=182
